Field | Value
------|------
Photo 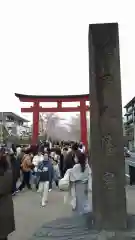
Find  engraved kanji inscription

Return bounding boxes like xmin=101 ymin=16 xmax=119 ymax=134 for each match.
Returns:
xmin=103 ymin=172 xmax=115 ymax=190
xmin=99 ymin=74 xmax=113 ymax=84
xmin=101 ymin=134 xmax=116 ymax=156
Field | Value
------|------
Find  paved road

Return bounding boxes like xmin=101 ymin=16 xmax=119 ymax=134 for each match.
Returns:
xmin=8 ymin=185 xmax=135 ymax=240
xmin=9 ymin=188 xmax=72 ymax=240
xmin=7 ymin=154 xmax=135 ymax=240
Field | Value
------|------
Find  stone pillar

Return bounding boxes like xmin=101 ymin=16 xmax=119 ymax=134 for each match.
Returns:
xmin=89 ymin=23 xmax=127 ymax=230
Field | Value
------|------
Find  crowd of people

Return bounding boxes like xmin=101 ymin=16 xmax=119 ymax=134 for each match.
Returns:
xmin=0 ymin=140 xmax=91 ymax=240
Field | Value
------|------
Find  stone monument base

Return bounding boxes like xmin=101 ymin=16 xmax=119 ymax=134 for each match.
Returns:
xmin=31 ymin=213 xmax=135 ymax=240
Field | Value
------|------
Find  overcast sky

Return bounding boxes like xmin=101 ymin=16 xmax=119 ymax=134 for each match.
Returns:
xmin=0 ymin=1 xmax=134 ymax=121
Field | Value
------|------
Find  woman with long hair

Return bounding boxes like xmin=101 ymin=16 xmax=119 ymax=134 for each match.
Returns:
xmin=69 ymin=152 xmax=92 ymax=215
xmin=0 ymin=149 xmax=15 ymax=240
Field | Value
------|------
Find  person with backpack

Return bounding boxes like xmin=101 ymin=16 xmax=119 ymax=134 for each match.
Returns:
xmin=37 ymin=151 xmax=54 ymax=207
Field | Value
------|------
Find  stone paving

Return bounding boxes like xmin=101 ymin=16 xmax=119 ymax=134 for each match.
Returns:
xmin=9 ymin=188 xmax=72 ymax=240
xmin=8 ymin=186 xmax=135 ymax=240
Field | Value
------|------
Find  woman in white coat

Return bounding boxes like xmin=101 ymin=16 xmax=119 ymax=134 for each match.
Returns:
xmin=69 ymin=152 xmax=92 ymax=215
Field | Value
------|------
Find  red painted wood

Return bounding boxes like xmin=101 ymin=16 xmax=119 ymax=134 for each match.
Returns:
xmin=15 ymin=94 xmax=90 ymax=148
xmin=21 ymin=108 xmax=34 ymax=112
xmin=18 ymin=96 xmax=89 ymax=103
xmin=32 ymin=102 xmax=39 ymax=144
xmin=57 ymin=100 xmax=62 ymax=108
xmin=21 ymin=106 xmax=89 ymax=113
xmin=80 ymin=100 xmax=88 ymax=150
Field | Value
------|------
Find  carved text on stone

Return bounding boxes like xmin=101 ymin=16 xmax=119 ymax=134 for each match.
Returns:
xmin=101 ymin=134 xmax=116 ymax=156
xmin=103 ymin=172 xmax=115 ymax=190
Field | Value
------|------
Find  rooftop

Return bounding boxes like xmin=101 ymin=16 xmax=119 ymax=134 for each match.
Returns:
xmin=0 ymin=112 xmax=29 ymax=122
xmin=124 ymin=97 xmax=135 ymax=108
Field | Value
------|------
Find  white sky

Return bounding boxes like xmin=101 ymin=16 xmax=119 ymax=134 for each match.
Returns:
xmin=0 ymin=0 xmax=134 ymax=122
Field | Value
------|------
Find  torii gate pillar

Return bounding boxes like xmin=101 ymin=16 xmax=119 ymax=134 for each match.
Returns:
xmin=32 ymin=101 xmax=39 ymax=145
xmin=80 ymin=100 xmax=88 ymax=147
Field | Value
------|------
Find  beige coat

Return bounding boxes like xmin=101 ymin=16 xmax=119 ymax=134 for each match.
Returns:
xmin=21 ymin=154 xmax=33 ymax=172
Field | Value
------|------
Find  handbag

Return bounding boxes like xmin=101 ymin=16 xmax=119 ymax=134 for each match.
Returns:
xmin=59 ymin=169 xmax=71 ymax=191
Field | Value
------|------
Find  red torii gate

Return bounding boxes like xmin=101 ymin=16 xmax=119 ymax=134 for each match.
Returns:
xmin=15 ymin=93 xmax=89 ymax=148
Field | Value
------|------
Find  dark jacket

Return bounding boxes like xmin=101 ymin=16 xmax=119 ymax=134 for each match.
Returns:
xmin=37 ymin=160 xmax=53 ymax=182
xmin=64 ymin=151 xmax=75 ymax=174
xmin=10 ymin=154 xmax=20 ymax=182
xmin=59 ymin=154 xmax=64 ymax=178
xmin=0 ymin=167 xmax=15 ymax=237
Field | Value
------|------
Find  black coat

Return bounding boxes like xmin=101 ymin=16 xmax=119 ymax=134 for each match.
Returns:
xmin=10 ymin=155 xmax=20 ymax=182
xmin=0 ymin=168 xmax=15 ymax=237
xmin=63 ymin=151 xmax=75 ymax=174
xmin=59 ymin=154 xmax=64 ymax=178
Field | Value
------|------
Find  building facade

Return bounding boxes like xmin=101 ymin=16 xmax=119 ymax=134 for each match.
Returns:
xmin=124 ymin=97 xmax=135 ymax=150
xmin=0 ymin=112 xmax=30 ymax=141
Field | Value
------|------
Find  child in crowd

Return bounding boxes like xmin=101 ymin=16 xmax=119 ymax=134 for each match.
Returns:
xmin=32 ymin=151 xmax=44 ymax=190
xmin=37 ymin=151 xmax=53 ymax=207
xmin=53 ymin=159 xmax=60 ymax=187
